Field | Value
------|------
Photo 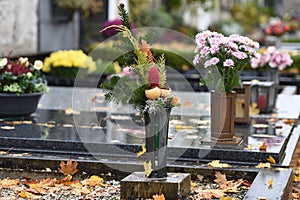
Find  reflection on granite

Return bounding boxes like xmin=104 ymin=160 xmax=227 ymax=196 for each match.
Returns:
xmin=0 ymin=86 xmax=298 ymax=165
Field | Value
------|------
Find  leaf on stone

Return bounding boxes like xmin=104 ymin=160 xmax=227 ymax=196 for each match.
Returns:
xmin=208 ymin=160 xmax=231 ymax=168
xmin=153 ymin=194 xmax=165 ymax=200
xmin=19 ymin=190 xmax=41 ymax=199
xmin=257 ymin=196 xmax=268 ymax=200
xmin=214 ymin=171 xmax=227 ymax=185
xmin=0 ymin=178 xmax=19 ymax=188
xmin=197 ymin=174 xmax=204 ymax=181
xmin=220 ymin=197 xmax=233 ymax=200
xmin=59 ymin=158 xmax=78 ymax=175
xmin=259 ymin=141 xmax=267 ymax=151
xmin=268 ymin=179 xmax=273 ymax=188
xmin=143 ymin=160 xmax=152 ymax=177
xmin=81 ymin=175 xmax=104 ymax=187
xmin=0 ymin=126 xmax=15 ymax=130
xmin=282 ymin=119 xmax=294 ymax=125
xmin=267 ymin=156 xmax=276 ymax=164
xmin=137 ymin=144 xmax=146 ymax=157
xmin=195 ymin=188 xmax=225 ymax=199
xmin=65 ymin=108 xmax=80 ymax=115
xmin=255 ymin=162 xmax=271 ymax=169
xmin=249 ymin=102 xmax=260 ymax=115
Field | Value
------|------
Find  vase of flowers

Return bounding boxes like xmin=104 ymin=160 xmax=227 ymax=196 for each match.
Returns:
xmin=251 ymin=46 xmax=293 ymax=84
xmin=193 ymin=30 xmax=259 ymax=140
xmin=100 ymin=4 xmax=179 ymax=178
xmin=0 ymin=57 xmax=48 ymax=117
xmin=250 ymin=46 xmax=293 ymax=113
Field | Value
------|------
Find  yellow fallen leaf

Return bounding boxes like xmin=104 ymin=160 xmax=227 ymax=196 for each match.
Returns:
xmin=137 ymin=144 xmax=146 ymax=157
xmin=19 ymin=191 xmax=41 ymax=199
xmin=1 ymin=126 xmax=15 ymax=130
xmin=267 ymin=156 xmax=276 ymax=164
xmin=65 ymin=108 xmax=80 ymax=115
xmin=268 ymin=179 xmax=273 ymax=188
xmin=143 ymin=160 xmax=152 ymax=177
xmin=250 ymin=103 xmax=260 ymax=115
xmin=191 ymin=181 xmax=197 ymax=187
xmin=255 ymin=163 xmax=271 ymax=169
xmin=257 ymin=196 xmax=267 ymax=200
xmin=220 ymin=197 xmax=233 ymax=200
xmin=153 ymin=194 xmax=165 ymax=200
xmin=208 ymin=160 xmax=231 ymax=168
xmin=82 ymin=175 xmax=104 ymax=186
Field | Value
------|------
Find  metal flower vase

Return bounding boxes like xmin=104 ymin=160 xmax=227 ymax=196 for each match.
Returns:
xmin=210 ymin=91 xmax=236 ymax=140
xmin=267 ymin=67 xmax=279 ymax=85
xmin=144 ymin=108 xmax=171 ymax=178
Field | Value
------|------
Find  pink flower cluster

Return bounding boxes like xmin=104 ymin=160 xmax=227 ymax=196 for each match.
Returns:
xmin=250 ymin=46 xmax=293 ymax=70
xmin=193 ymin=30 xmax=259 ymax=68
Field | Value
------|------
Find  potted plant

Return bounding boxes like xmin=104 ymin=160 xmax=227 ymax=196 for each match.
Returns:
xmin=0 ymin=57 xmax=48 ymax=117
xmin=193 ymin=30 xmax=259 ymax=140
xmin=42 ymin=49 xmax=96 ymax=86
xmin=100 ymin=4 xmax=179 ymax=178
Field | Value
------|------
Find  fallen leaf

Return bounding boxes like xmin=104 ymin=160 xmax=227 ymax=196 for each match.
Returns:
xmin=0 ymin=178 xmax=19 ymax=188
xmin=214 ymin=171 xmax=227 ymax=185
xmin=0 ymin=126 xmax=15 ymax=130
xmin=249 ymin=103 xmax=260 ymax=115
xmin=137 ymin=144 xmax=146 ymax=157
xmin=267 ymin=156 xmax=276 ymax=164
xmin=191 ymin=181 xmax=197 ymax=187
xmin=257 ymin=196 xmax=267 ymax=200
xmin=220 ymin=197 xmax=233 ymax=200
xmin=59 ymin=158 xmax=78 ymax=175
xmin=19 ymin=191 xmax=41 ymax=199
xmin=82 ymin=175 xmax=104 ymax=187
xmin=282 ymin=119 xmax=294 ymax=125
xmin=256 ymin=163 xmax=271 ymax=169
xmin=143 ymin=160 xmax=152 ymax=177
xmin=153 ymin=194 xmax=165 ymax=200
xmin=259 ymin=142 xmax=267 ymax=151
xmin=195 ymin=188 xmax=225 ymax=198
xmin=65 ymin=108 xmax=80 ymax=115
xmin=197 ymin=174 xmax=204 ymax=181
xmin=268 ymin=179 xmax=273 ymax=188
xmin=208 ymin=160 xmax=231 ymax=168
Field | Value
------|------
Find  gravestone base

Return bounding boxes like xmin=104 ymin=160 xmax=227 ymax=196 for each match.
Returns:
xmin=201 ymin=136 xmax=244 ymax=150
xmin=121 ymin=172 xmax=190 ymax=199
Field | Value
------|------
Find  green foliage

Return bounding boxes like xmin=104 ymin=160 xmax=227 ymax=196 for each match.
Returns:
xmin=53 ymin=0 xmax=102 ymax=17
xmin=100 ymin=75 xmax=149 ymax=110
xmin=287 ymin=54 xmax=300 ymax=74
xmin=137 ymin=8 xmax=174 ymax=28
xmin=118 ymin=3 xmax=132 ymax=29
xmin=0 ymin=67 xmax=48 ymax=94
xmin=156 ymin=55 xmax=167 ymax=87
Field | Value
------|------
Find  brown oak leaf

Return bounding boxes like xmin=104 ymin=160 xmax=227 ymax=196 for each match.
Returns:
xmin=59 ymin=158 xmax=78 ymax=175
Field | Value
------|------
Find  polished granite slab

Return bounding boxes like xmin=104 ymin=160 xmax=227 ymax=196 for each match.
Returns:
xmin=0 ymin=86 xmax=298 ymax=166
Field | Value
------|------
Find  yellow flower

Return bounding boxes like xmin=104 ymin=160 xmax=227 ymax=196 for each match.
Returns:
xmin=42 ymin=50 xmax=96 ymax=73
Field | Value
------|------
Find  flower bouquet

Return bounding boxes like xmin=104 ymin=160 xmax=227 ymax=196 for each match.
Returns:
xmin=0 ymin=57 xmax=48 ymax=116
xmin=251 ymin=46 xmax=293 ymax=71
xmin=250 ymin=46 xmax=293 ymax=113
xmin=193 ymin=30 xmax=259 ymax=93
xmin=100 ymin=4 xmax=179 ymax=178
xmin=193 ymin=30 xmax=259 ymax=140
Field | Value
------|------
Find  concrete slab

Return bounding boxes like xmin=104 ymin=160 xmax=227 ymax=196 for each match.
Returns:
xmin=120 ymin=172 xmax=190 ymax=199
